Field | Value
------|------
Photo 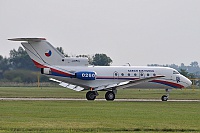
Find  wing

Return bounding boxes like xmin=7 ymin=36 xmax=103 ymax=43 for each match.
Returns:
xmin=49 ymin=75 xmax=165 ymax=92
xmin=93 ymin=75 xmax=165 ymax=91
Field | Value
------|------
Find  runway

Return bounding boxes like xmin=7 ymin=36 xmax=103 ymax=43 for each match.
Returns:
xmin=0 ymin=98 xmax=199 ymax=102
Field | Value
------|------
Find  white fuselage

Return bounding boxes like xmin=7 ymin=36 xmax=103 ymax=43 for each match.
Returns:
xmin=49 ymin=65 xmax=191 ymax=90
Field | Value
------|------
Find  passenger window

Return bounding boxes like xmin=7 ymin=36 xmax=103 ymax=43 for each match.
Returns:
xmin=121 ymin=73 xmax=124 ymax=76
xmin=134 ymin=73 xmax=137 ymax=76
xmin=147 ymin=73 xmax=149 ymax=76
xmin=128 ymin=73 xmax=130 ymax=76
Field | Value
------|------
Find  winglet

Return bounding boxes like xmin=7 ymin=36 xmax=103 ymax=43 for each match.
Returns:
xmin=8 ymin=38 xmax=46 ymax=42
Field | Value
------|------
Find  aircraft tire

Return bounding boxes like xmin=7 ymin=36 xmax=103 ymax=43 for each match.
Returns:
xmin=161 ymin=95 xmax=168 ymax=101
xmin=86 ymin=91 xmax=96 ymax=100
xmin=105 ymin=91 xmax=115 ymax=101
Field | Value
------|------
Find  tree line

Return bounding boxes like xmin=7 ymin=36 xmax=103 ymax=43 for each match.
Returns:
xmin=0 ymin=46 xmax=112 ymax=83
xmin=148 ymin=62 xmax=200 ymax=79
xmin=1 ymin=46 xmax=199 ymax=84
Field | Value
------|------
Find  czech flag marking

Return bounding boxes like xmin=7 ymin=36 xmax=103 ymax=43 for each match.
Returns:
xmin=45 ymin=50 xmax=52 ymax=57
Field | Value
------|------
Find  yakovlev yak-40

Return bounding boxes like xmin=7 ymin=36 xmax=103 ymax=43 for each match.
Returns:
xmin=9 ymin=38 xmax=192 ymax=101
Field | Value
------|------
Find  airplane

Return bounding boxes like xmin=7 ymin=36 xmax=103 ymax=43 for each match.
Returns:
xmin=8 ymin=38 xmax=192 ymax=101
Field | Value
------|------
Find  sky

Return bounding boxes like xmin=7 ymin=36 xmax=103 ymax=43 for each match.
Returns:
xmin=0 ymin=0 xmax=200 ymax=66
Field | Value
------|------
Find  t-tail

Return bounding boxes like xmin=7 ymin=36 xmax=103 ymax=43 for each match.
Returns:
xmin=8 ymin=38 xmax=89 ymax=68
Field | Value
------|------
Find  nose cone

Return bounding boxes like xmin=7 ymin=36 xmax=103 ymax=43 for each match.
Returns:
xmin=184 ymin=77 xmax=192 ymax=88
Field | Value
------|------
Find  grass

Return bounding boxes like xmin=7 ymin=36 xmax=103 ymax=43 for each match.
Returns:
xmin=0 ymin=87 xmax=200 ymax=132
xmin=0 ymin=101 xmax=200 ymax=133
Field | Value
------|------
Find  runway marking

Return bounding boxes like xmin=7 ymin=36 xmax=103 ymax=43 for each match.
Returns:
xmin=0 ymin=98 xmax=199 ymax=102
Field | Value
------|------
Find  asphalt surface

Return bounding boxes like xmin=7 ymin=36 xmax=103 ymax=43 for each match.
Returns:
xmin=0 ymin=98 xmax=199 ymax=102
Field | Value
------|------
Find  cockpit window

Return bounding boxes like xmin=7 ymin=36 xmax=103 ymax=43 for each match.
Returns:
xmin=173 ymin=70 xmax=179 ymax=74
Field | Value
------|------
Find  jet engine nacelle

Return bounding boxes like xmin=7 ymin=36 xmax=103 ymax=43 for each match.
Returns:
xmin=41 ymin=68 xmax=51 ymax=75
xmin=75 ymin=71 xmax=96 ymax=80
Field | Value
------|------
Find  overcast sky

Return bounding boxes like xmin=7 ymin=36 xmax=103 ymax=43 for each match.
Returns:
xmin=1 ymin=0 xmax=200 ymax=66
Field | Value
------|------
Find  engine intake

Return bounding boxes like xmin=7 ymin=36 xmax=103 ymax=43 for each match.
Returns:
xmin=41 ymin=68 xmax=51 ymax=75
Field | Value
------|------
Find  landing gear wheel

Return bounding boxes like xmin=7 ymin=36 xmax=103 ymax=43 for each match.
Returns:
xmin=86 ymin=91 xmax=96 ymax=100
xmin=161 ymin=95 xmax=168 ymax=101
xmin=105 ymin=91 xmax=115 ymax=101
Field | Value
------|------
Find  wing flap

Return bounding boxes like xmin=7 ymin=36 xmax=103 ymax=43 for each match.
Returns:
xmin=59 ymin=82 xmax=69 ymax=87
xmin=49 ymin=78 xmax=85 ymax=91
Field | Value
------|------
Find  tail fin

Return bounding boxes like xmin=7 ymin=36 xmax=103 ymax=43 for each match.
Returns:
xmin=8 ymin=38 xmax=64 ymax=68
xmin=8 ymin=38 xmax=89 ymax=68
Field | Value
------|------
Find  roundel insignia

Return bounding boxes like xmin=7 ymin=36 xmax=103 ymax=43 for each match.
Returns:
xmin=45 ymin=50 xmax=52 ymax=57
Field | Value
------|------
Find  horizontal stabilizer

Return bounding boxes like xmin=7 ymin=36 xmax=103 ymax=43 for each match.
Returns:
xmin=8 ymin=38 xmax=46 ymax=42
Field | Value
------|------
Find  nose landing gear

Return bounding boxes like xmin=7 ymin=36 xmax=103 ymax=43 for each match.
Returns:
xmin=161 ymin=95 xmax=168 ymax=101
xmin=161 ymin=88 xmax=171 ymax=101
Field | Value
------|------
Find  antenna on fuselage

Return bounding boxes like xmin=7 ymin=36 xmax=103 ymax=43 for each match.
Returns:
xmin=127 ymin=63 xmax=131 ymax=66
xmin=122 ymin=63 xmax=131 ymax=66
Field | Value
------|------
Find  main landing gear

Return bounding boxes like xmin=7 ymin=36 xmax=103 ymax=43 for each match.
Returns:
xmin=86 ymin=91 xmax=98 ymax=100
xmin=105 ymin=91 xmax=115 ymax=101
xmin=161 ymin=88 xmax=171 ymax=101
xmin=86 ymin=90 xmax=116 ymax=101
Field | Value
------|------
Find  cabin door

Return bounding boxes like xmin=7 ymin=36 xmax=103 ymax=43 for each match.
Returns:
xmin=113 ymin=71 xmax=119 ymax=79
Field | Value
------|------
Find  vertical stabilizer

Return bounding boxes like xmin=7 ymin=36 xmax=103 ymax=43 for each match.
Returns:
xmin=8 ymin=38 xmax=89 ymax=68
xmin=9 ymin=38 xmax=64 ymax=68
